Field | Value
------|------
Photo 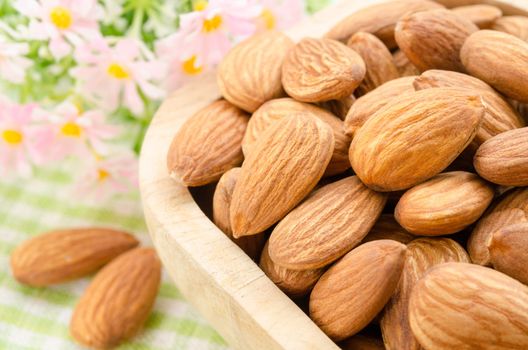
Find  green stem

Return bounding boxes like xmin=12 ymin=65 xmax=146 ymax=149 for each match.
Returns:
xmin=133 ymin=117 xmax=149 ymax=155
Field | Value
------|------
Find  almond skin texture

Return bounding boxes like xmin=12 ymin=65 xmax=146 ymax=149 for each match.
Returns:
xmin=259 ymin=242 xmax=324 ymax=298
xmin=325 ymin=0 xmax=444 ymax=48
xmin=395 ymin=9 xmax=478 ymax=72
xmin=347 ymin=32 xmax=399 ymax=96
xmin=395 ymin=171 xmax=494 ymax=236
xmin=268 ymin=176 xmax=387 ymax=270
xmin=317 ymin=95 xmax=355 ymax=120
xmin=461 ymin=30 xmax=528 ymax=103
xmin=492 ymin=16 xmax=528 ymax=41
xmin=392 ymin=50 xmax=420 ymax=77
xmin=474 ymin=127 xmax=528 ymax=186
xmin=362 ymin=214 xmax=415 ymax=244
xmin=243 ymin=98 xmax=351 ymax=176
xmin=350 ymin=88 xmax=484 ymax=192
xmin=11 ymin=228 xmax=139 ymax=287
xmin=167 ymin=100 xmax=249 ymax=187
xmin=409 ymin=262 xmax=528 ymax=350
xmin=414 ymin=70 xmax=525 ymax=148
xmin=310 ymin=240 xmax=406 ymax=341
xmin=217 ymin=31 xmax=293 ymax=112
xmin=230 ymin=115 xmax=334 ymax=237
xmin=489 ymin=223 xmax=528 ymax=285
xmin=70 ymin=248 xmax=161 ymax=349
xmin=282 ymin=38 xmax=366 ymax=103
xmin=344 ymin=76 xmax=416 ymax=137
xmin=381 ymin=238 xmax=469 ymax=350
xmin=212 ymin=168 xmax=266 ymax=261
xmin=468 ymin=188 xmax=528 ymax=265
xmin=452 ymin=5 xmax=502 ymax=29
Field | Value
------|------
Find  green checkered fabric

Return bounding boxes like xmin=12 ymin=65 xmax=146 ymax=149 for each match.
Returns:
xmin=0 ymin=166 xmax=228 ymax=350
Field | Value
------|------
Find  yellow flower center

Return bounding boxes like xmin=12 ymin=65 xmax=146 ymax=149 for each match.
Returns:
xmin=97 ymin=168 xmax=110 ymax=181
xmin=202 ymin=14 xmax=223 ymax=33
xmin=107 ymin=63 xmax=130 ymax=80
xmin=2 ymin=129 xmax=23 ymax=145
xmin=261 ymin=8 xmax=276 ymax=30
xmin=193 ymin=0 xmax=208 ymax=11
xmin=61 ymin=122 xmax=82 ymax=137
xmin=50 ymin=6 xmax=73 ymax=30
xmin=182 ymin=56 xmax=203 ymax=75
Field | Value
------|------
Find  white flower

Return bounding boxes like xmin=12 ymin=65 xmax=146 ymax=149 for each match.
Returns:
xmin=0 ymin=36 xmax=32 ymax=84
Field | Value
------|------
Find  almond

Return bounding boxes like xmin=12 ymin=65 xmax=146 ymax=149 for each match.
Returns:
xmin=242 ymin=98 xmax=351 ymax=176
xmin=433 ymin=0 xmax=483 ymax=7
xmin=11 ymin=228 xmax=139 ymax=287
xmin=395 ymin=9 xmax=478 ymax=72
xmin=217 ymin=31 xmax=293 ymax=112
xmin=362 ymin=214 xmax=415 ymax=244
xmin=347 ymin=32 xmax=399 ymax=96
xmin=474 ymin=127 xmax=528 ymax=186
xmin=212 ymin=167 xmax=266 ymax=261
xmin=381 ymin=238 xmax=469 ymax=350
xmin=317 ymin=95 xmax=355 ymax=120
xmin=325 ymin=0 xmax=444 ymax=48
xmin=343 ymin=76 xmax=416 ymax=136
xmin=414 ymin=70 xmax=525 ymax=148
xmin=489 ymin=223 xmax=528 ymax=285
xmin=452 ymin=5 xmax=502 ymax=29
xmin=461 ymin=30 xmax=528 ymax=103
xmin=309 ymin=240 xmax=406 ymax=341
xmin=395 ymin=171 xmax=494 ymax=236
xmin=492 ymin=16 xmax=528 ymax=41
xmin=268 ymin=176 xmax=387 ymax=270
xmin=167 ymin=100 xmax=249 ymax=187
xmin=230 ymin=115 xmax=334 ymax=237
xmin=409 ymin=262 xmax=528 ymax=350
xmin=259 ymin=242 xmax=324 ymax=298
xmin=70 ymin=247 xmax=161 ymax=349
xmin=392 ymin=50 xmax=420 ymax=77
xmin=350 ymin=88 xmax=484 ymax=192
xmin=341 ymin=335 xmax=385 ymax=350
xmin=282 ymin=38 xmax=366 ymax=102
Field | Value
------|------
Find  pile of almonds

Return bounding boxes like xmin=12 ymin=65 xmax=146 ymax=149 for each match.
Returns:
xmin=10 ymin=228 xmax=161 ymax=349
xmin=168 ymin=0 xmax=528 ymax=348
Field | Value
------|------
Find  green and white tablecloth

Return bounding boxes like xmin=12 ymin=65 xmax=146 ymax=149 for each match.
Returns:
xmin=0 ymin=167 xmax=228 ymax=350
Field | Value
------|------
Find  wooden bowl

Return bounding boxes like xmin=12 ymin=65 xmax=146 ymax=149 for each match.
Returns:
xmin=139 ymin=1 xmax=528 ymax=349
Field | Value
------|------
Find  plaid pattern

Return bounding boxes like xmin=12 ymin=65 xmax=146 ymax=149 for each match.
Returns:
xmin=0 ymin=166 xmax=228 ymax=350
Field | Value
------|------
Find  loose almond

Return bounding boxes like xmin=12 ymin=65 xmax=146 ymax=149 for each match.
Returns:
xmin=70 ymin=248 xmax=161 ymax=349
xmin=395 ymin=171 xmax=494 ymax=236
xmin=167 ymin=100 xmax=249 ymax=187
xmin=362 ymin=214 xmax=415 ymax=244
xmin=268 ymin=176 xmax=387 ymax=270
xmin=317 ymin=95 xmax=355 ymax=120
xmin=461 ymin=30 xmax=528 ymax=103
xmin=343 ymin=76 xmax=416 ymax=136
xmin=309 ymin=240 xmax=406 ymax=341
xmin=242 ymin=98 xmax=351 ymax=176
xmin=230 ymin=115 xmax=334 ymax=237
xmin=347 ymin=32 xmax=399 ymax=96
xmin=392 ymin=50 xmax=420 ymax=77
xmin=217 ymin=31 xmax=293 ymax=112
xmin=213 ymin=168 xmax=266 ymax=261
xmin=259 ymin=242 xmax=324 ymax=298
xmin=395 ymin=9 xmax=478 ymax=72
xmin=452 ymin=5 xmax=502 ymax=29
xmin=11 ymin=228 xmax=138 ymax=287
xmin=409 ymin=262 xmax=528 ymax=350
xmin=282 ymin=38 xmax=366 ymax=102
xmin=350 ymin=88 xmax=484 ymax=192
xmin=381 ymin=238 xmax=469 ymax=350
xmin=492 ymin=16 xmax=528 ymax=41
xmin=489 ymin=223 xmax=528 ymax=285
xmin=474 ymin=127 xmax=528 ymax=186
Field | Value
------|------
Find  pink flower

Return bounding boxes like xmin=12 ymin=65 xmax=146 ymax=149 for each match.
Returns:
xmin=75 ymin=152 xmax=138 ymax=200
xmin=14 ymin=0 xmax=102 ymax=59
xmin=0 ymin=98 xmax=51 ymax=176
xmin=47 ymin=102 xmax=120 ymax=160
xmin=71 ymin=38 xmax=165 ymax=115
xmin=0 ymin=38 xmax=32 ymax=84
xmin=257 ymin=0 xmax=305 ymax=31
xmin=178 ymin=0 xmax=262 ymax=66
